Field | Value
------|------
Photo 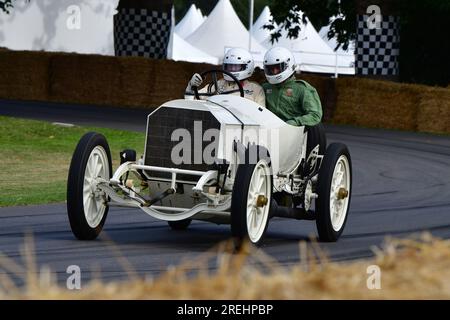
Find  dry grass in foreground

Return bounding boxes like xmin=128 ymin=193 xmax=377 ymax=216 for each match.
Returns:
xmin=1 ymin=233 xmax=450 ymax=299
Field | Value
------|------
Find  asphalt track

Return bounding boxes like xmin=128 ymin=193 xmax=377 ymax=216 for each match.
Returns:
xmin=1 ymin=99 xmax=450 ymax=284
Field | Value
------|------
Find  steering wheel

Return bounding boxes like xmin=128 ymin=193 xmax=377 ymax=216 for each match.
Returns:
xmin=192 ymin=69 xmax=245 ymax=100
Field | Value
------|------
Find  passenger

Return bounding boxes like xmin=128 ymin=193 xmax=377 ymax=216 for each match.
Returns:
xmin=262 ymin=47 xmax=322 ymax=126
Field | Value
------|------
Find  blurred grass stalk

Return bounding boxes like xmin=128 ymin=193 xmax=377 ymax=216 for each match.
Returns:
xmin=1 ymin=233 xmax=450 ymax=299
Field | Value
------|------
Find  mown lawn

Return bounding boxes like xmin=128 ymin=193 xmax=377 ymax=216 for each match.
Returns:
xmin=0 ymin=116 xmax=145 ymax=207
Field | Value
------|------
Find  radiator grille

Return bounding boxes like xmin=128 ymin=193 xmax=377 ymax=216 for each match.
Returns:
xmin=144 ymin=107 xmax=220 ymax=181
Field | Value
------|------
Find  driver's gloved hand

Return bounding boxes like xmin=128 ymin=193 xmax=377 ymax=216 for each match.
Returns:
xmin=188 ymin=73 xmax=203 ymax=91
xmin=185 ymin=73 xmax=203 ymax=95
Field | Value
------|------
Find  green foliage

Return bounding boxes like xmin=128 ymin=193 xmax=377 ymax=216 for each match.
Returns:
xmin=0 ymin=0 xmax=29 ymax=14
xmin=0 ymin=0 xmax=15 ymax=13
xmin=267 ymin=0 xmax=356 ymax=51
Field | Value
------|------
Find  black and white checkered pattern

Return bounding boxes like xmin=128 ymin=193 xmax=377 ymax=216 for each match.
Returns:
xmin=356 ymin=15 xmax=400 ymax=76
xmin=114 ymin=8 xmax=171 ymax=59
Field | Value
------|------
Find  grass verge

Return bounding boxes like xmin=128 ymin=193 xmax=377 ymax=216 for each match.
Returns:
xmin=0 ymin=116 xmax=145 ymax=207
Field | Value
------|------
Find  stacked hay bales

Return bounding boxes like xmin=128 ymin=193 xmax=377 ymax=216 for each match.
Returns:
xmin=0 ymin=50 xmax=449 ymax=134
xmin=0 ymin=51 xmax=51 ymax=101
xmin=333 ymin=77 xmax=450 ymax=134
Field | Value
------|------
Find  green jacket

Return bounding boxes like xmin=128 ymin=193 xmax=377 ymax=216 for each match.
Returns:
xmin=262 ymin=76 xmax=323 ymax=127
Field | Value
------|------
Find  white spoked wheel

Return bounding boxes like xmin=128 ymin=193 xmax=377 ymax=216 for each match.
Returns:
xmin=246 ymin=160 xmax=272 ymax=244
xmin=316 ymin=143 xmax=352 ymax=242
xmin=330 ymin=155 xmax=351 ymax=231
xmin=231 ymin=146 xmax=273 ymax=247
xmin=67 ymin=132 xmax=112 ymax=240
xmin=83 ymin=146 xmax=109 ymax=228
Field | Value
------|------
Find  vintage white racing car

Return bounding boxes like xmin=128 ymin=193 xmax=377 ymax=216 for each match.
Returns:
xmin=67 ymin=69 xmax=352 ymax=246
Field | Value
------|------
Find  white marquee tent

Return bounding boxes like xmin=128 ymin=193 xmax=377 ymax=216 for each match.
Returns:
xmin=1 ymin=0 xmax=356 ymax=76
xmin=262 ymin=11 xmax=355 ymax=75
xmin=0 ymin=0 xmax=117 ymax=55
xmin=251 ymin=6 xmax=277 ymax=44
xmin=185 ymin=0 xmax=266 ymax=66
xmin=168 ymin=4 xmax=217 ymax=65
xmin=174 ymin=4 xmax=205 ymax=39
xmin=167 ymin=32 xmax=219 ymax=65
xmin=197 ymin=8 xmax=207 ymax=22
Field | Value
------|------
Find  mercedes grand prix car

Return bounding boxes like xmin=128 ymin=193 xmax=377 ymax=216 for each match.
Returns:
xmin=67 ymin=69 xmax=352 ymax=246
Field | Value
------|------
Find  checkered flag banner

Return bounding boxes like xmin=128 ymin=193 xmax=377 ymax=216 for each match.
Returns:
xmin=114 ymin=8 xmax=172 ymax=59
xmin=356 ymin=15 xmax=400 ymax=76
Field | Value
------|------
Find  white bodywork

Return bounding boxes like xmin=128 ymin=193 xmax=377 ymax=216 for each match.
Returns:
xmin=98 ymin=95 xmax=310 ymax=222
xmin=161 ymin=96 xmax=306 ymax=177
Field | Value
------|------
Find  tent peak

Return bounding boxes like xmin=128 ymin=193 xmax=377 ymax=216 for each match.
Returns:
xmin=175 ymin=2 xmax=205 ymax=39
xmin=185 ymin=0 xmax=267 ymax=65
xmin=252 ymin=6 xmax=277 ymax=43
xmin=187 ymin=4 xmax=197 ymax=11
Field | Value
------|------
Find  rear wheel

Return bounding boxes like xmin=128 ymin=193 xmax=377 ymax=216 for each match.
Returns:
xmin=67 ymin=132 xmax=112 ymax=240
xmin=316 ymin=143 xmax=352 ymax=242
xmin=306 ymin=123 xmax=327 ymax=157
xmin=292 ymin=124 xmax=327 ymax=207
xmin=231 ymin=147 xmax=272 ymax=247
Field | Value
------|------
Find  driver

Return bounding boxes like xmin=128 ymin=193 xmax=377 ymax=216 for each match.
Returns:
xmin=185 ymin=47 xmax=266 ymax=107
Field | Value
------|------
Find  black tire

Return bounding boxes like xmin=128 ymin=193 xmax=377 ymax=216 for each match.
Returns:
xmin=316 ymin=143 xmax=352 ymax=242
xmin=293 ymin=124 xmax=327 ymax=207
xmin=231 ymin=145 xmax=272 ymax=247
xmin=67 ymin=132 xmax=112 ymax=240
xmin=306 ymin=123 xmax=327 ymax=158
xmin=168 ymin=219 xmax=192 ymax=230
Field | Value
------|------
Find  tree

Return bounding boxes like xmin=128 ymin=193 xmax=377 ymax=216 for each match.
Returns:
xmin=1 ymin=0 xmax=29 ymax=14
xmin=1 ymin=0 xmax=16 ymax=13
xmin=267 ymin=0 xmax=356 ymax=51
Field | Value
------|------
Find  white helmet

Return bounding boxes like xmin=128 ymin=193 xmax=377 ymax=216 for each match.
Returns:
xmin=263 ymin=47 xmax=296 ymax=84
xmin=223 ymin=47 xmax=255 ymax=81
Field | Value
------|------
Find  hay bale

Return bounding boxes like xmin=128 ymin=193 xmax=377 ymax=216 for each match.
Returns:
xmin=49 ymin=53 xmax=121 ymax=106
xmin=0 ymin=51 xmax=50 ymax=101
xmin=151 ymin=59 xmax=194 ymax=106
xmin=333 ymin=77 xmax=421 ymax=131
xmin=2 ymin=50 xmax=448 ymax=135
xmin=334 ymin=77 xmax=450 ymax=134
xmin=118 ymin=57 xmax=217 ymax=108
xmin=416 ymin=87 xmax=450 ymax=134
xmin=118 ymin=56 xmax=156 ymax=108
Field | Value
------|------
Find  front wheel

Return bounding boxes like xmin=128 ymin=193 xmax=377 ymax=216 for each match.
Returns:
xmin=67 ymin=132 xmax=112 ymax=240
xmin=231 ymin=147 xmax=272 ymax=247
xmin=315 ymin=143 xmax=352 ymax=242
